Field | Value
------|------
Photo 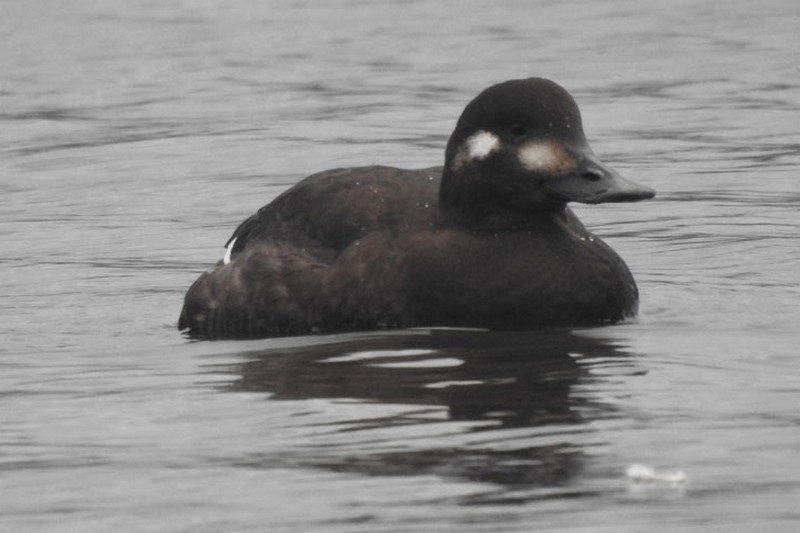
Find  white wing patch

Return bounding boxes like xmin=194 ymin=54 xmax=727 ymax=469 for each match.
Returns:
xmin=223 ymin=237 xmax=237 ymax=265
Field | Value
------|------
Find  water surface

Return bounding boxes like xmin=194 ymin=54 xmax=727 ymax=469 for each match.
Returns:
xmin=2 ymin=1 xmax=799 ymax=531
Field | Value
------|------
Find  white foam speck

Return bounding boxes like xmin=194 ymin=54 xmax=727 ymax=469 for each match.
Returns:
xmin=626 ymin=463 xmax=688 ymax=485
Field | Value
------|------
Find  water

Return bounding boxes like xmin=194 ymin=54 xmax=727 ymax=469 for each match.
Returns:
xmin=2 ymin=0 xmax=799 ymax=531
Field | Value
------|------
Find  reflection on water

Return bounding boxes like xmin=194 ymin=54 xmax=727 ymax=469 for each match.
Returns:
xmin=221 ymin=329 xmax=638 ymax=490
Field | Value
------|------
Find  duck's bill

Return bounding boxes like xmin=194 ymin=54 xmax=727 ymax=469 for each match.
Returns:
xmin=544 ymin=159 xmax=655 ymax=204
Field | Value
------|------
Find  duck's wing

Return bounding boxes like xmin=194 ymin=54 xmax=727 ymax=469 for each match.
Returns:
xmin=226 ymin=165 xmax=442 ymax=263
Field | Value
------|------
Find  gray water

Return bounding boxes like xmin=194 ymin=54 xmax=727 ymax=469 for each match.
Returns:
xmin=2 ymin=1 xmax=799 ymax=531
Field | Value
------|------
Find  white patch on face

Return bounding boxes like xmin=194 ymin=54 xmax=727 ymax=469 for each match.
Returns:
xmin=453 ymin=131 xmax=500 ymax=169
xmin=466 ymin=131 xmax=500 ymax=159
xmin=517 ymin=141 xmax=574 ymax=173
xmin=223 ymin=236 xmax=237 ymax=265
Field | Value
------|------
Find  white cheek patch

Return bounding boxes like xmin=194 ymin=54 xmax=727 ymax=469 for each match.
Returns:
xmin=518 ymin=141 xmax=575 ymax=173
xmin=453 ymin=131 xmax=500 ymax=169
xmin=223 ymin=236 xmax=238 ymax=265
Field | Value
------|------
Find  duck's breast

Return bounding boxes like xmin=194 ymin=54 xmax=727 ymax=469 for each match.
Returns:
xmin=400 ymin=225 xmax=638 ymax=327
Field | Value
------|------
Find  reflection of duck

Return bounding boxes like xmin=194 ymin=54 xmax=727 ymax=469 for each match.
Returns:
xmin=179 ymin=77 xmax=654 ymax=338
xmin=223 ymin=329 xmax=634 ymax=487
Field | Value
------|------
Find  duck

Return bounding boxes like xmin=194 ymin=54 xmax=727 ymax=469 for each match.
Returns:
xmin=178 ymin=77 xmax=655 ymax=338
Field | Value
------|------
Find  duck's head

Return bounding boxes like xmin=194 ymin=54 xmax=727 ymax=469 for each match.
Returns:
xmin=440 ymin=77 xmax=655 ymax=226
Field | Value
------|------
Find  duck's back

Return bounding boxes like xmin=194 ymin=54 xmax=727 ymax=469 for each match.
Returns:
xmin=179 ymin=166 xmax=443 ymax=337
xmin=227 ymin=165 xmax=442 ymax=263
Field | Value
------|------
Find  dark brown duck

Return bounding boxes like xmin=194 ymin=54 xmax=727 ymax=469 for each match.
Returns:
xmin=179 ymin=77 xmax=655 ymax=338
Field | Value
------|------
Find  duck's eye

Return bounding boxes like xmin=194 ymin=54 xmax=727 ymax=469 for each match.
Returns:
xmin=508 ymin=123 xmax=527 ymax=138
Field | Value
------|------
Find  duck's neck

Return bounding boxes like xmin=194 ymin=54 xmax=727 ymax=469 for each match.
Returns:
xmin=439 ymin=199 xmax=569 ymax=233
xmin=439 ymin=164 xmax=569 ymax=232
xmin=439 ymin=186 xmax=567 ymax=232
